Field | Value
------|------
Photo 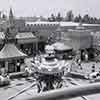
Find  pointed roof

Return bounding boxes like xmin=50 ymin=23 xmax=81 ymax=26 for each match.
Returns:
xmin=0 ymin=43 xmax=27 ymax=61
xmin=9 ymin=8 xmax=15 ymax=27
xmin=4 ymin=8 xmax=17 ymax=40
xmin=9 ymin=8 xmax=14 ymax=20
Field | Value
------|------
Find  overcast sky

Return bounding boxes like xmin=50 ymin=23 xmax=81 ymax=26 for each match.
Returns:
xmin=0 ymin=0 xmax=100 ymax=18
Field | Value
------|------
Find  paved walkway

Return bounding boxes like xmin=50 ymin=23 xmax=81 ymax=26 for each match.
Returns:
xmin=0 ymin=77 xmax=37 ymax=100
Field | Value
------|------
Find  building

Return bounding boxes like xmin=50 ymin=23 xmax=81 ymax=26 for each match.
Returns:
xmin=0 ymin=8 xmax=27 ymax=73
xmin=0 ymin=9 xmax=100 ymax=59
xmin=56 ymin=23 xmax=94 ymax=60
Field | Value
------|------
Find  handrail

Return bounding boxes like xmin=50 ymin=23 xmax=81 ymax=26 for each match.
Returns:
xmin=17 ymin=82 xmax=100 ymax=100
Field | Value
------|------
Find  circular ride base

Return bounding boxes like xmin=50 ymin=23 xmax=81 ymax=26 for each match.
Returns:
xmin=35 ymin=73 xmax=63 ymax=92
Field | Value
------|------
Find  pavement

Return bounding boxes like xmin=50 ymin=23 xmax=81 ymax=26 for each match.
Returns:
xmin=0 ymin=77 xmax=38 ymax=100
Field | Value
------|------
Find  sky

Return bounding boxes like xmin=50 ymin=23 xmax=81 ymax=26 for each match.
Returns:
xmin=0 ymin=0 xmax=100 ymax=18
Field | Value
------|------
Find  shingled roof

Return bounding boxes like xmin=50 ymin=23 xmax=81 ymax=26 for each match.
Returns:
xmin=0 ymin=43 xmax=27 ymax=60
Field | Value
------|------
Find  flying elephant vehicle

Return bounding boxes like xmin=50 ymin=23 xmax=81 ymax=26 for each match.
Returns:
xmin=26 ymin=45 xmax=70 ymax=92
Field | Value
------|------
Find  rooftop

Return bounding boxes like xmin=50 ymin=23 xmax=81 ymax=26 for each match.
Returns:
xmin=25 ymin=21 xmax=100 ymax=27
xmin=0 ymin=43 xmax=27 ymax=60
xmin=16 ymin=32 xmax=36 ymax=39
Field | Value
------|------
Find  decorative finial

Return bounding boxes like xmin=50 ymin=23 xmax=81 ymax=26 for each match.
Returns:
xmin=4 ymin=8 xmax=17 ymax=41
xmin=9 ymin=8 xmax=14 ymax=26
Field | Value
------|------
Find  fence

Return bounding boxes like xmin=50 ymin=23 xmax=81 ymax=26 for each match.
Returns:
xmin=17 ymin=82 xmax=100 ymax=100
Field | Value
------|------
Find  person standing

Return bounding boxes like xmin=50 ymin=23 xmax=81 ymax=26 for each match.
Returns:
xmin=77 ymin=58 xmax=83 ymax=70
xmin=16 ymin=61 xmax=20 ymax=72
xmin=85 ymin=53 xmax=88 ymax=62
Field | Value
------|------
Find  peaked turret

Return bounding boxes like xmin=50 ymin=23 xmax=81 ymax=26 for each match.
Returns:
xmin=9 ymin=8 xmax=14 ymax=26
xmin=4 ymin=8 xmax=17 ymax=41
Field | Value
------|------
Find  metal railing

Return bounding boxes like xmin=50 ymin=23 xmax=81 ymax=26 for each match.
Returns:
xmin=16 ymin=82 xmax=100 ymax=100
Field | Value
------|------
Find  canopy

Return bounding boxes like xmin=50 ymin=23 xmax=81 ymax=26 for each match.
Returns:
xmin=16 ymin=32 xmax=37 ymax=44
xmin=45 ymin=45 xmax=54 ymax=54
xmin=0 ymin=43 xmax=27 ymax=61
xmin=52 ymin=42 xmax=72 ymax=51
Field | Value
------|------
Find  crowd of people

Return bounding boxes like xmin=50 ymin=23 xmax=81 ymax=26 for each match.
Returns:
xmin=70 ymin=53 xmax=100 ymax=82
xmin=0 ymin=48 xmax=99 ymax=86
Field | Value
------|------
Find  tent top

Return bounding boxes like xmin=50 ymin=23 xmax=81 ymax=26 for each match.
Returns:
xmin=0 ymin=32 xmax=36 ymax=40
xmin=52 ymin=42 xmax=72 ymax=51
xmin=0 ymin=43 xmax=27 ymax=61
xmin=45 ymin=45 xmax=54 ymax=51
xmin=16 ymin=32 xmax=36 ymax=39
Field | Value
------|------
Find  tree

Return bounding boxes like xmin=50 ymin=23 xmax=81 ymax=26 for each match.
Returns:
xmin=82 ymin=14 xmax=90 ymax=23
xmin=97 ymin=18 xmax=100 ymax=24
xmin=48 ymin=13 xmax=56 ymax=22
xmin=65 ymin=10 xmax=74 ymax=21
xmin=2 ymin=13 xmax=7 ymax=19
xmin=51 ymin=14 xmax=56 ymax=21
xmin=56 ymin=12 xmax=63 ymax=22
xmin=74 ymin=14 xmax=82 ymax=22
xmin=93 ymin=17 xmax=98 ymax=24
xmin=89 ymin=17 xmax=95 ymax=24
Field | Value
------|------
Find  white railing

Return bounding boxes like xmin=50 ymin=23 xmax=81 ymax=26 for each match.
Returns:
xmin=17 ymin=82 xmax=100 ymax=100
